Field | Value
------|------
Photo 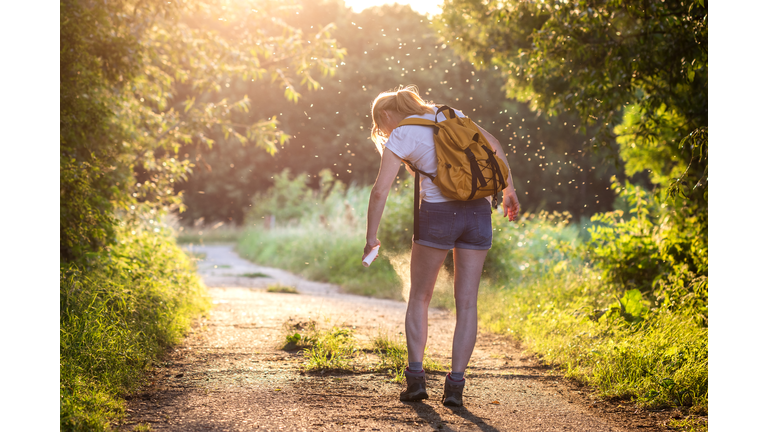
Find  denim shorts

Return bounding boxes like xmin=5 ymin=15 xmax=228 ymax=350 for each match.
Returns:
xmin=414 ymin=198 xmax=493 ymax=250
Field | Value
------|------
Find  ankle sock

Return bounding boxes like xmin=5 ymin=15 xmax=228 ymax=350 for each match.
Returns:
xmin=448 ymin=371 xmax=465 ymax=382
xmin=408 ymin=362 xmax=423 ymax=373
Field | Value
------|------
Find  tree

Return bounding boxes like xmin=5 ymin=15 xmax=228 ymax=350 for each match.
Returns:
xmin=436 ymin=0 xmax=708 ymax=278
xmin=176 ymin=0 xmax=622 ymax=224
xmin=436 ymin=0 xmax=707 ymax=192
xmin=60 ymin=0 xmax=344 ymax=261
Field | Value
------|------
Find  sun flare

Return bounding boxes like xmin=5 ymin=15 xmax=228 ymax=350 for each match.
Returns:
xmin=343 ymin=0 xmax=442 ymax=15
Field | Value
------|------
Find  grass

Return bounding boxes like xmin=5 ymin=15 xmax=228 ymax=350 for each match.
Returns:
xmin=60 ymin=222 xmax=210 ymax=431
xmin=280 ymin=319 xmax=318 ymax=350
xmin=305 ymin=327 xmax=359 ymax=371
xmin=279 ymin=319 xmax=447 ymax=379
xmin=238 ymin=225 xmax=404 ymax=299
xmin=667 ymin=416 xmax=708 ymax=432
xmin=371 ymin=332 xmax=446 ymax=382
xmin=267 ymin=283 xmax=299 ymax=294
xmin=240 ymin=272 xmax=270 ymax=278
xmin=237 ymin=178 xmax=418 ymax=300
xmin=478 ymin=268 xmax=708 ymax=412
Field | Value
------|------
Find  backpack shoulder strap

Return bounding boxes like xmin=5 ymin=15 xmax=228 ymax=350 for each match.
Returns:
xmin=397 ymin=118 xmax=437 ymax=127
xmin=396 ymin=118 xmax=440 ymax=136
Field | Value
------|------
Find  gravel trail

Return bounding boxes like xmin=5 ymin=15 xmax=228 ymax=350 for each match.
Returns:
xmin=120 ymin=244 xmax=670 ymax=431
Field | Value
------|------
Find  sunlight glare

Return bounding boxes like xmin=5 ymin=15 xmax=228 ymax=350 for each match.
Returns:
xmin=343 ymin=0 xmax=443 ymax=16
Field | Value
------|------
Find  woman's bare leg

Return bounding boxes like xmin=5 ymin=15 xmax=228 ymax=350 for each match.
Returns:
xmin=405 ymin=243 xmax=449 ymax=364
xmin=450 ymin=247 xmax=488 ymax=373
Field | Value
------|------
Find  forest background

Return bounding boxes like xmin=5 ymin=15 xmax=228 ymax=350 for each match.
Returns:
xmin=41 ymin=0 xmax=754 ymax=430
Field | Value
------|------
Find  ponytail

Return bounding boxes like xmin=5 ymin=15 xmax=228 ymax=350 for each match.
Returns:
xmin=370 ymin=84 xmax=434 ymax=153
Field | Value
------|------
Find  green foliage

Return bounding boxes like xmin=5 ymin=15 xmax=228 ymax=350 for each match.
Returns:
xmin=267 ymin=283 xmax=299 ymax=294
xmin=60 ymin=4 xmax=341 ymax=423
xmin=587 ymin=179 xmax=707 ymax=326
xmin=377 ymin=177 xmax=418 ymax=252
xmin=304 ymin=327 xmax=359 ymax=371
xmin=241 ymin=272 xmax=270 ymax=278
xmin=60 ymin=0 xmax=136 ymax=260
xmin=668 ymin=416 xmax=708 ymax=432
xmin=436 ymin=0 xmax=709 ymax=271
xmin=479 ymin=265 xmax=707 ymax=412
xmin=60 ymin=221 xmax=210 ymax=431
xmin=246 ymin=168 xmax=317 ymax=224
xmin=437 ymin=0 xmax=707 ymax=154
xmin=483 ymin=210 xmax=583 ymax=285
xmin=177 ymin=0 xmax=619 ymax=225
xmin=61 ymin=0 xmax=344 ymax=262
xmin=279 ymin=321 xmax=445 ymax=378
xmin=281 ymin=321 xmax=360 ymax=371
xmin=281 ymin=319 xmax=318 ymax=351
xmin=371 ymin=332 xmax=408 ymax=381
xmin=615 ymin=104 xmax=690 ymax=187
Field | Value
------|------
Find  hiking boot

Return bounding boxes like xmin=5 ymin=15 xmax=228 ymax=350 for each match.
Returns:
xmin=441 ymin=373 xmax=465 ymax=407
xmin=400 ymin=368 xmax=428 ymax=402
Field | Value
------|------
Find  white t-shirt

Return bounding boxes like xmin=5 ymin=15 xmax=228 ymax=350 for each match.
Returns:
xmin=384 ymin=106 xmax=467 ymax=203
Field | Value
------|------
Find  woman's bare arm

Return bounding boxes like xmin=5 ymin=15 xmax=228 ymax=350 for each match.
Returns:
xmin=364 ymin=148 xmax=402 ymax=259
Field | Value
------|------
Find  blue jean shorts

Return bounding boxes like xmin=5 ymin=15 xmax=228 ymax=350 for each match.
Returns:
xmin=414 ymin=198 xmax=493 ymax=250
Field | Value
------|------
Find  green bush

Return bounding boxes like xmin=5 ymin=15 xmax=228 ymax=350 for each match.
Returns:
xmin=60 ymin=222 xmax=210 ymax=431
xmin=587 ymin=179 xmax=708 ymax=326
xmin=483 ymin=210 xmax=582 ymax=284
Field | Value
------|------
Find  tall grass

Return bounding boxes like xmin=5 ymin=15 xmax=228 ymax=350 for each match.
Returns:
xmin=479 ymin=266 xmax=708 ymax=411
xmin=237 ymin=170 xmax=707 ymax=416
xmin=60 ymin=222 xmax=210 ymax=431
xmin=238 ymin=170 xmax=416 ymax=299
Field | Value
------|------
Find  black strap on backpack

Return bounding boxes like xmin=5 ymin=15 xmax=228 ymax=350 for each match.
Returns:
xmin=402 ymin=160 xmax=434 ymax=241
xmin=482 ymin=145 xmax=508 ymax=202
xmin=465 ymin=133 xmax=489 ymax=201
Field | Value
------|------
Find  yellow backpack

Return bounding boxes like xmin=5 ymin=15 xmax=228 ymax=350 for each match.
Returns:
xmin=396 ymin=105 xmax=509 ymax=240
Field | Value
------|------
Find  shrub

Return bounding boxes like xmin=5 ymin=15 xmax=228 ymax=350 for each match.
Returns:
xmin=60 ymin=222 xmax=210 ymax=431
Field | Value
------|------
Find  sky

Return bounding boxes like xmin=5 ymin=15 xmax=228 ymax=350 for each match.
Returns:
xmin=344 ymin=0 xmax=443 ymax=15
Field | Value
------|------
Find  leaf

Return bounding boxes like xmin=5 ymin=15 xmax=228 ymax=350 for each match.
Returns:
xmin=184 ymin=97 xmax=195 ymax=113
xmin=620 ymin=289 xmax=648 ymax=317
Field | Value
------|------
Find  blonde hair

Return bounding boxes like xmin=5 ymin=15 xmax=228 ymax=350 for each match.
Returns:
xmin=370 ymin=84 xmax=434 ymax=153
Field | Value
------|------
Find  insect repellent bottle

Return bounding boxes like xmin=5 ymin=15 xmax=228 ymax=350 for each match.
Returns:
xmin=362 ymin=245 xmax=380 ymax=267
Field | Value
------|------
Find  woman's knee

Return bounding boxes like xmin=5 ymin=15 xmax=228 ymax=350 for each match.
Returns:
xmin=409 ymin=288 xmax=434 ymax=305
xmin=453 ymin=295 xmax=477 ymax=312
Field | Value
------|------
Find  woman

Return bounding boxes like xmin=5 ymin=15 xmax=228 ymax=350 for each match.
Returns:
xmin=362 ymin=85 xmax=520 ymax=406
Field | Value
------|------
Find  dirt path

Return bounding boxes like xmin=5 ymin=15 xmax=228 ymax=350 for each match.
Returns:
xmin=120 ymin=244 xmax=672 ymax=431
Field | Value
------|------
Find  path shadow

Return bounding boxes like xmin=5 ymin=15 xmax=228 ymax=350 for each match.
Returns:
xmin=449 ymin=404 xmax=501 ymax=432
xmin=401 ymin=400 xmax=500 ymax=432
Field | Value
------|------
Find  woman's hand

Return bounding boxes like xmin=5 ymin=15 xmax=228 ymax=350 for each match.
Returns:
xmin=362 ymin=239 xmax=382 ymax=263
xmin=503 ymin=189 xmax=521 ymax=222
